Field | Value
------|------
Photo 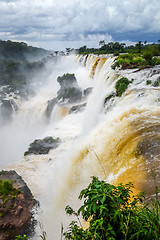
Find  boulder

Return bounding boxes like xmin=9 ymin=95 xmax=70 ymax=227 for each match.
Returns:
xmin=0 ymin=170 xmax=37 ymax=240
xmin=83 ymin=87 xmax=93 ymax=98
xmin=24 ymin=136 xmax=60 ymax=156
xmin=69 ymin=103 xmax=86 ymax=114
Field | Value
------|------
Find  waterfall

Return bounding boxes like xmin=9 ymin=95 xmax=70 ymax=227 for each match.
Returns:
xmin=1 ymin=54 xmax=160 ymax=239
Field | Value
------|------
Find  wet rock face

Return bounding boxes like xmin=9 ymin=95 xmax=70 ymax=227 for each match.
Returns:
xmin=57 ymin=86 xmax=82 ymax=102
xmin=83 ymin=87 xmax=92 ymax=98
xmin=0 ymin=86 xmax=19 ymax=125
xmin=0 ymin=170 xmax=32 ymax=197
xmin=0 ymin=99 xmax=14 ymax=123
xmin=69 ymin=103 xmax=86 ymax=114
xmin=45 ymin=98 xmax=57 ymax=119
xmin=57 ymin=73 xmax=77 ymax=88
xmin=45 ymin=73 xmax=83 ymax=118
xmin=24 ymin=136 xmax=60 ymax=156
xmin=57 ymin=73 xmax=82 ymax=103
xmin=0 ymin=170 xmax=37 ymax=240
xmin=149 ymin=67 xmax=160 ymax=77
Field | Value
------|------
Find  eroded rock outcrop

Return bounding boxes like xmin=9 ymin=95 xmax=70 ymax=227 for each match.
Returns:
xmin=56 ymin=73 xmax=82 ymax=103
xmin=0 ymin=170 xmax=37 ymax=240
xmin=69 ymin=103 xmax=86 ymax=114
xmin=0 ymin=86 xmax=19 ymax=125
xmin=24 ymin=136 xmax=60 ymax=156
xmin=45 ymin=74 xmax=93 ymax=119
xmin=45 ymin=98 xmax=57 ymax=119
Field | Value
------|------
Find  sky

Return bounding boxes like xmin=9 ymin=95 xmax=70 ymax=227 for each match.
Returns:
xmin=0 ymin=0 xmax=160 ymax=51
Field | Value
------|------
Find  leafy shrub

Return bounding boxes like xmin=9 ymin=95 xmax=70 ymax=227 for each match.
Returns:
xmin=0 ymin=179 xmax=20 ymax=197
xmin=155 ymin=58 xmax=160 ymax=65
xmin=143 ymin=52 xmax=153 ymax=65
xmin=115 ymin=77 xmax=130 ymax=96
xmin=104 ymin=93 xmax=115 ymax=106
xmin=63 ymin=177 xmax=160 ymax=240
xmin=0 ymin=180 xmax=14 ymax=195
xmin=132 ymin=56 xmax=143 ymax=64
xmin=15 ymin=235 xmax=29 ymax=240
xmin=153 ymin=78 xmax=160 ymax=87
xmin=113 ymin=51 xmax=119 ymax=56
xmin=0 ymin=170 xmax=5 ymax=175
xmin=146 ymin=80 xmax=152 ymax=85
xmin=111 ymin=61 xmax=120 ymax=70
xmin=112 ymin=49 xmax=160 ymax=70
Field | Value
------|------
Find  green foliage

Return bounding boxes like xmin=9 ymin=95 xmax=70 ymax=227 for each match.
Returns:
xmin=111 ymin=53 xmax=148 ymax=70
xmin=15 ymin=235 xmax=29 ymax=240
xmin=3 ymin=198 xmax=8 ymax=205
xmin=136 ymin=41 xmax=142 ymax=53
xmin=115 ymin=77 xmax=130 ymax=97
xmin=153 ymin=78 xmax=160 ymax=87
xmin=63 ymin=177 xmax=160 ymax=240
xmin=0 ymin=179 xmax=20 ymax=198
xmin=104 ymin=93 xmax=115 ymax=106
xmin=132 ymin=56 xmax=144 ymax=64
xmin=143 ymin=52 xmax=153 ymax=65
xmin=24 ymin=151 xmax=29 ymax=156
xmin=78 ymin=40 xmax=160 ymax=57
xmin=146 ymin=80 xmax=152 ymax=85
xmin=0 ymin=40 xmax=51 ymax=90
xmin=78 ymin=40 xmax=160 ymax=70
xmin=155 ymin=58 xmax=160 ymax=65
xmin=0 ymin=179 xmax=14 ymax=195
xmin=24 ymin=136 xmax=60 ymax=156
xmin=0 ymin=170 xmax=5 ymax=175
xmin=0 ymin=40 xmax=49 ymax=61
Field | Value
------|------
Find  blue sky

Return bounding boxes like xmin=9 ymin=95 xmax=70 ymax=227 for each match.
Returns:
xmin=0 ymin=0 xmax=160 ymax=50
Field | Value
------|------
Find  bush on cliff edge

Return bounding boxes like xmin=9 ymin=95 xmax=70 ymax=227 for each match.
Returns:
xmin=63 ymin=177 xmax=160 ymax=240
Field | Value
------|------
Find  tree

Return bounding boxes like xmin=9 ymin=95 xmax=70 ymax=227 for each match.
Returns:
xmin=78 ymin=45 xmax=87 ymax=53
xmin=136 ymin=41 xmax=143 ymax=53
xmin=99 ymin=40 xmax=105 ymax=47
xmin=144 ymin=40 xmax=147 ymax=45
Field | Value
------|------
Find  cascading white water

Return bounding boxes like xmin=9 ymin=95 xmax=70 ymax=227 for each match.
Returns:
xmin=1 ymin=54 xmax=160 ymax=239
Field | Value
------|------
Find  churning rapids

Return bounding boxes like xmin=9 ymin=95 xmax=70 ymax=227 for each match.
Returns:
xmin=0 ymin=54 xmax=160 ymax=239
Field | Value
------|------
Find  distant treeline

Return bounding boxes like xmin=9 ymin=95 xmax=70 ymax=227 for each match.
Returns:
xmin=0 ymin=40 xmax=53 ymax=91
xmin=0 ymin=40 xmax=50 ymax=61
xmin=77 ymin=40 xmax=160 ymax=71
xmin=77 ymin=40 xmax=160 ymax=56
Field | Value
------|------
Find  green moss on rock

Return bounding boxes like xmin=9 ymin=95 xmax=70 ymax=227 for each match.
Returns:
xmin=24 ymin=136 xmax=60 ymax=156
xmin=115 ymin=77 xmax=130 ymax=97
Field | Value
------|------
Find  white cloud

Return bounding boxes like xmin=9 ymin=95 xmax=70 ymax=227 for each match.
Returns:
xmin=0 ymin=0 xmax=159 ymax=49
